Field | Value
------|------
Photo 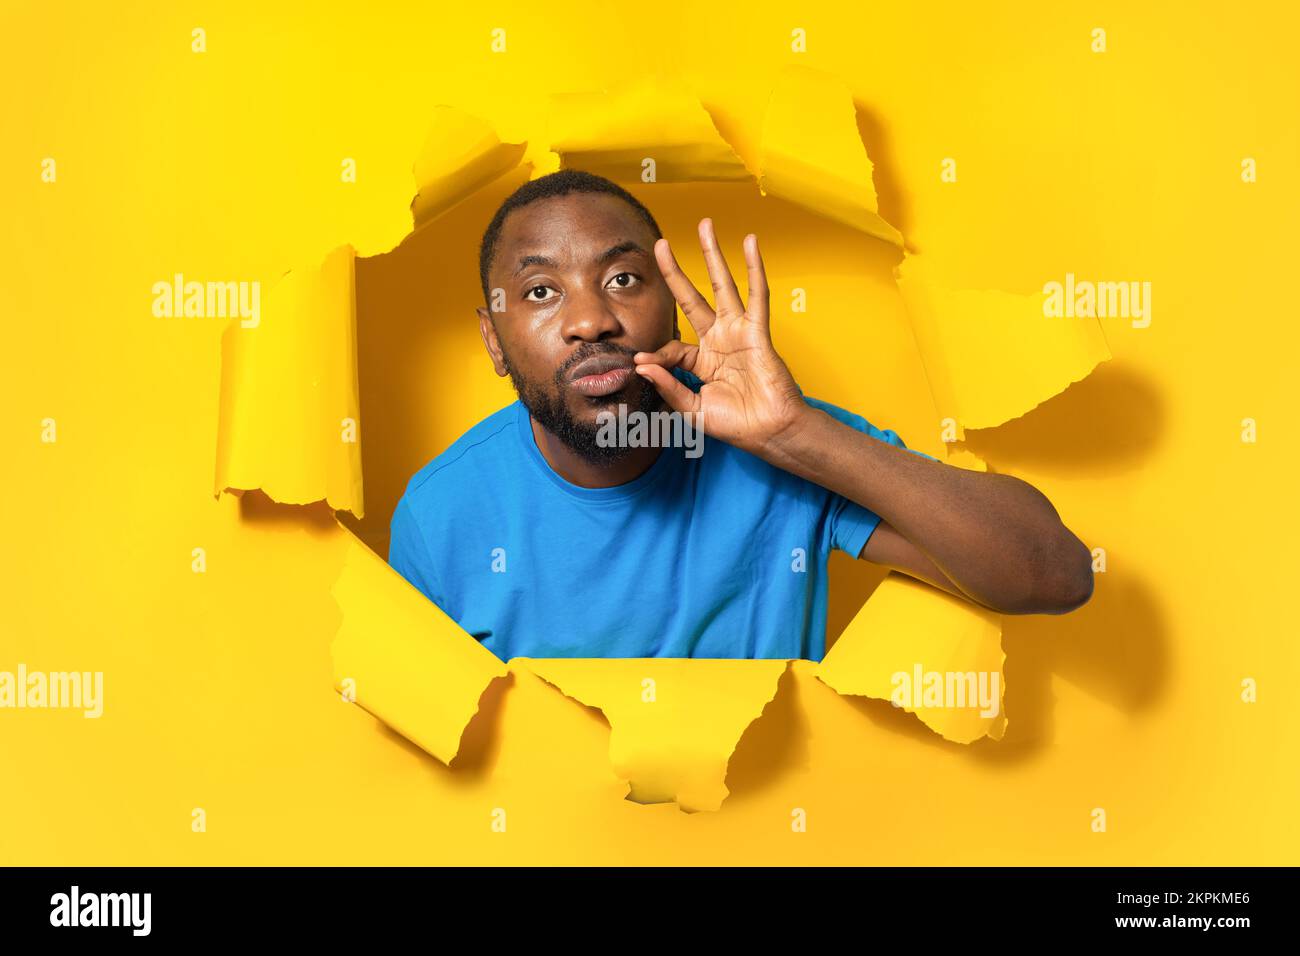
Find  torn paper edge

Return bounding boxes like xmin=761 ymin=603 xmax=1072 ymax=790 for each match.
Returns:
xmin=895 ymin=253 xmax=1114 ymax=431
xmin=815 ymin=575 xmax=1008 ymax=745
xmin=214 ymin=244 xmax=364 ymax=516
xmin=329 ymin=522 xmax=508 ymax=765
xmin=212 ymin=69 xmax=1108 ymax=802
xmin=514 ymin=658 xmax=790 ymax=813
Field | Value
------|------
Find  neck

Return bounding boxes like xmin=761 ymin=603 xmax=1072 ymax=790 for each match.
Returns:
xmin=529 ymin=415 xmax=661 ymax=488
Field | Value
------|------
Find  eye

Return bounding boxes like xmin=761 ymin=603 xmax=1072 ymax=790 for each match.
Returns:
xmin=607 ymin=272 xmax=641 ymax=290
xmin=524 ymin=284 xmax=557 ymax=302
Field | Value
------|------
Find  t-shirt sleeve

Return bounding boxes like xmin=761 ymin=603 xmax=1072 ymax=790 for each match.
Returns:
xmin=388 ymin=496 xmax=444 ymax=606
xmin=802 ymin=395 xmax=938 ymax=559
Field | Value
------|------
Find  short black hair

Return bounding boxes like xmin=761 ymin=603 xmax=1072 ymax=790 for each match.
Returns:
xmin=478 ymin=168 xmax=663 ymax=307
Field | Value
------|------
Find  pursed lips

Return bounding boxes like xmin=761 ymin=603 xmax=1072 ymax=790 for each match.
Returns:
xmin=568 ymin=353 xmax=633 ymax=381
xmin=566 ymin=353 xmax=636 ymax=398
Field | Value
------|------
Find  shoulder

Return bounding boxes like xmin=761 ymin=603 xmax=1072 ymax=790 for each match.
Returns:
xmin=397 ymin=403 xmax=520 ymax=514
xmin=800 ymin=393 xmax=910 ymax=449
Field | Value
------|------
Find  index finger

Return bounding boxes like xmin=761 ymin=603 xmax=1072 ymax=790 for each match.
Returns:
xmin=654 ymin=237 xmax=716 ymax=337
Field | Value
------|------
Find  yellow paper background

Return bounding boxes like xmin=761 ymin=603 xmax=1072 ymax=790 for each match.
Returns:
xmin=2 ymin=2 xmax=1297 ymax=864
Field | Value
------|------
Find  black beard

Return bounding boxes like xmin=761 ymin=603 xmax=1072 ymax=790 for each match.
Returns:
xmin=502 ymin=343 xmax=666 ymax=466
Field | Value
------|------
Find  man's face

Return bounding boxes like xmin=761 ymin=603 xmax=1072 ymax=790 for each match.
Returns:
xmin=476 ymin=192 xmax=679 ymax=463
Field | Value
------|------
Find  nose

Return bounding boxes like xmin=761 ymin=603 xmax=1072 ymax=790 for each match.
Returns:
xmin=559 ymin=283 xmax=624 ymax=344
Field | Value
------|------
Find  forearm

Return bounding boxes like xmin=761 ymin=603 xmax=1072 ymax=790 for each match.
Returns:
xmin=759 ymin=406 xmax=1094 ymax=614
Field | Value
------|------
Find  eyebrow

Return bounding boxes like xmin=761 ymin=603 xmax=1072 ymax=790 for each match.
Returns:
xmin=512 ymin=241 xmax=648 ymax=277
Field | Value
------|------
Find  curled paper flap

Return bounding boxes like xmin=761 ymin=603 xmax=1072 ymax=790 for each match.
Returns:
xmin=330 ymin=528 xmax=509 ymax=764
xmin=518 ymin=658 xmax=788 ymax=812
xmin=816 ymin=573 xmax=1007 ymax=744
xmin=545 ymin=75 xmax=751 ymax=183
xmin=757 ymin=65 xmax=903 ymax=246
xmin=896 ymin=254 xmax=1112 ymax=430
xmin=410 ymin=106 xmax=528 ymax=229
xmin=215 ymin=244 xmax=364 ymax=516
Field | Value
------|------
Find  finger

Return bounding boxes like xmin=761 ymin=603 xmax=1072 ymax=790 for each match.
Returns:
xmin=633 ymin=339 xmax=698 ymax=373
xmin=698 ymin=218 xmax=744 ymax=318
xmin=634 ymin=364 xmax=701 ymax=416
xmin=743 ymin=233 xmax=770 ymax=330
xmin=654 ymin=238 xmax=715 ymax=337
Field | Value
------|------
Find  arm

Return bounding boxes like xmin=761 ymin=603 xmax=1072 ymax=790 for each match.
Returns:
xmin=634 ymin=218 xmax=1094 ymax=616
xmin=855 ymin=519 xmax=967 ymax=600
xmin=763 ymin=406 xmax=1094 ymax=614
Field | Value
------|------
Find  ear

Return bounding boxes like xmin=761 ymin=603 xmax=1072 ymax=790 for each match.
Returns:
xmin=477 ymin=306 xmax=509 ymax=377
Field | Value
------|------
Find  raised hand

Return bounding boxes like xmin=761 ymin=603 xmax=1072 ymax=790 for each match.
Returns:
xmin=633 ymin=218 xmax=806 ymax=455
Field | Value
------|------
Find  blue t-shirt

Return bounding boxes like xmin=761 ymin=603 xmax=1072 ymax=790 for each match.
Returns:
xmin=388 ymin=371 xmax=933 ymax=662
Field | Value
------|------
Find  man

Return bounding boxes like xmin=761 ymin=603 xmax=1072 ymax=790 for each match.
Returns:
xmin=389 ymin=169 xmax=1093 ymax=661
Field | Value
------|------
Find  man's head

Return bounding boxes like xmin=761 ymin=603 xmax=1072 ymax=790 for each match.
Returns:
xmin=476 ymin=170 xmax=679 ymax=465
